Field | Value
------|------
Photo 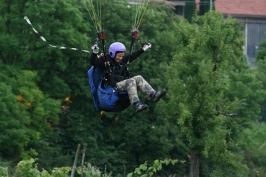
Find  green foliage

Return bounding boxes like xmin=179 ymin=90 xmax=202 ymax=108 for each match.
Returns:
xmin=12 ymin=159 xmax=177 ymax=177
xmin=0 ymin=0 xmax=92 ymax=168
xmin=0 ymin=166 xmax=8 ymax=177
xmin=0 ymin=63 xmax=61 ymax=160
xmin=14 ymin=159 xmax=112 ymax=177
xmin=256 ymin=40 xmax=266 ymax=122
xmin=15 ymin=158 xmax=71 ymax=177
xmin=0 ymin=0 xmax=170 ymax=176
xmin=159 ymin=11 xmax=256 ymax=176
xmin=224 ymin=68 xmax=265 ymax=125
xmin=127 ymin=159 xmax=178 ymax=177
xmin=256 ymin=39 xmax=266 ymax=62
xmin=53 ymin=1 xmax=183 ymax=175
xmin=1 ymin=0 xmax=266 ymax=176
xmin=76 ymin=163 xmax=112 ymax=177
xmin=238 ymin=123 xmax=266 ymax=177
xmin=245 ymin=38 xmax=266 ymax=176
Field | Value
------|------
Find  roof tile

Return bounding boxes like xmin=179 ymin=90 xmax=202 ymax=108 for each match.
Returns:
xmin=215 ymin=0 xmax=266 ymax=17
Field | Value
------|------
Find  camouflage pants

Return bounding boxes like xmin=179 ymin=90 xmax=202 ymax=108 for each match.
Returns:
xmin=116 ymin=75 xmax=155 ymax=104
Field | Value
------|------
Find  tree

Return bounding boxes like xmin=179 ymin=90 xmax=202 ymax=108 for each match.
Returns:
xmin=0 ymin=62 xmax=61 ymax=163
xmin=0 ymin=0 xmax=92 ymax=168
xmin=235 ymin=34 xmax=266 ymax=176
xmin=0 ymin=0 xmax=182 ymax=174
xmin=66 ymin=1 xmax=185 ymax=175
xmin=238 ymin=123 xmax=266 ymax=177
xmin=6 ymin=0 xmax=266 ymax=176
xmin=256 ymin=39 xmax=266 ymax=62
xmin=158 ymin=11 xmax=261 ymax=176
xmin=255 ymin=39 xmax=266 ymax=122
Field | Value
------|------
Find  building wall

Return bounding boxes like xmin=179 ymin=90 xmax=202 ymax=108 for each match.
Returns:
xmin=246 ymin=23 xmax=266 ymax=63
xmin=231 ymin=16 xmax=266 ymax=63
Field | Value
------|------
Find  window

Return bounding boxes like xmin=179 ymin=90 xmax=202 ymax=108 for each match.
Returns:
xmin=174 ymin=5 xmax=184 ymax=16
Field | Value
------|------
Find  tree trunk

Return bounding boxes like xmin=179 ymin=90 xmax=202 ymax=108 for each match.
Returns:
xmin=189 ymin=150 xmax=199 ymax=177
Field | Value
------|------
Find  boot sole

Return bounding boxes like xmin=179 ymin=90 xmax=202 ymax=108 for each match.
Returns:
xmin=153 ymin=90 xmax=166 ymax=102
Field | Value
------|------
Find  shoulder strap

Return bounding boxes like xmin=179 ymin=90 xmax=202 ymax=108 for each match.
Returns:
xmin=122 ymin=64 xmax=131 ymax=79
xmin=100 ymin=53 xmax=132 ymax=89
xmin=105 ymin=65 xmax=117 ymax=88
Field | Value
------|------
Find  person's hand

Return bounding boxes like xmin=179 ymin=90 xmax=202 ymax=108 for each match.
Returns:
xmin=91 ymin=44 xmax=99 ymax=54
xmin=142 ymin=43 xmax=151 ymax=51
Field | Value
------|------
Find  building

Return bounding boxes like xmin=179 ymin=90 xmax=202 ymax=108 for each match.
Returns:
xmin=215 ymin=0 xmax=266 ymax=63
xmin=163 ymin=0 xmax=266 ymax=63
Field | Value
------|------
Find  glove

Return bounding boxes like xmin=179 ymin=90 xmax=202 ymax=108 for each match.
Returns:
xmin=142 ymin=43 xmax=151 ymax=51
xmin=91 ymin=44 xmax=99 ymax=54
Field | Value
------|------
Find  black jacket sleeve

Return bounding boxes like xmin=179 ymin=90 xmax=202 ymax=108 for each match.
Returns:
xmin=121 ymin=48 xmax=144 ymax=63
xmin=90 ymin=53 xmax=106 ymax=67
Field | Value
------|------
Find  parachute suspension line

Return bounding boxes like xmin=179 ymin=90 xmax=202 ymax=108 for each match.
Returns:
xmin=81 ymin=0 xmax=106 ymax=55
xmin=129 ymin=0 xmax=150 ymax=55
xmin=24 ymin=16 xmax=90 ymax=53
xmin=137 ymin=0 xmax=150 ymax=30
xmin=132 ymin=0 xmax=150 ymax=30
xmin=81 ymin=0 xmax=102 ymax=32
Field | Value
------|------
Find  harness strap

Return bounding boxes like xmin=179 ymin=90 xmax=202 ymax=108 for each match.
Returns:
xmin=103 ymin=64 xmax=130 ymax=89
xmin=104 ymin=65 xmax=116 ymax=89
xmin=121 ymin=64 xmax=130 ymax=79
xmin=129 ymin=30 xmax=139 ymax=55
xmin=97 ymin=30 xmax=106 ymax=56
xmin=124 ymin=30 xmax=137 ymax=78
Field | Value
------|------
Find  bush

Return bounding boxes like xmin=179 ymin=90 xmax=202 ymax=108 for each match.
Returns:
xmin=0 ymin=166 xmax=8 ymax=177
xmin=15 ymin=159 xmax=71 ymax=177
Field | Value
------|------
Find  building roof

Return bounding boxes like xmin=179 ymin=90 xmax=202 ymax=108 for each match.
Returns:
xmin=163 ymin=0 xmax=266 ymax=17
xmin=179 ymin=0 xmax=266 ymax=17
xmin=215 ymin=0 xmax=266 ymax=17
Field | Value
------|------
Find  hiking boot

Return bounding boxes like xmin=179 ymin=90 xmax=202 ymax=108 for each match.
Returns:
xmin=134 ymin=101 xmax=148 ymax=112
xmin=153 ymin=89 xmax=167 ymax=102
